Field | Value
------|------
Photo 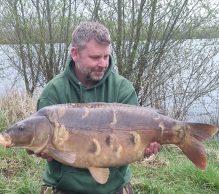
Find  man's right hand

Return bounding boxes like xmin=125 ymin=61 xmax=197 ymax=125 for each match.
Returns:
xmin=26 ymin=150 xmax=53 ymax=161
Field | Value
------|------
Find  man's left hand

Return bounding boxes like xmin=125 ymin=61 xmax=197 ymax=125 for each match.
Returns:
xmin=144 ymin=142 xmax=161 ymax=157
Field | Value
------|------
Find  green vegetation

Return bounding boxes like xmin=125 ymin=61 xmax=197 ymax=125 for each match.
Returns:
xmin=0 ymin=143 xmax=218 ymax=193
xmin=0 ymin=148 xmax=44 ymax=193
xmin=131 ymin=143 xmax=219 ymax=194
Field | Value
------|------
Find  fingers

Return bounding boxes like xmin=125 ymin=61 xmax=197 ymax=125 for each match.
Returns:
xmin=26 ymin=149 xmax=34 ymax=155
xmin=144 ymin=142 xmax=161 ymax=158
xmin=40 ymin=152 xmax=53 ymax=162
xmin=26 ymin=149 xmax=53 ymax=161
xmin=151 ymin=142 xmax=161 ymax=154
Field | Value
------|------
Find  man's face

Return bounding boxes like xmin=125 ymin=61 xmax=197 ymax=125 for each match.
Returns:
xmin=71 ymin=39 xmax=111 ymax=82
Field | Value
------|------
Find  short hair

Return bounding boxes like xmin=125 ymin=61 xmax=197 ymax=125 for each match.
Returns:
xmin=72 ymin=21 xmax=111 ymax=50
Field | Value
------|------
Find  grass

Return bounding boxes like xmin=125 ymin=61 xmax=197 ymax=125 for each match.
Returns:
xmin=0 ymin=143 xmax=218 ymax=194
xmin=131 ymin=143 xmax=219 ymax=194
xmin=0 ymin=148 xmax=45 ymax=194
xmin=0 ymin=90 xmax=218 ymax=194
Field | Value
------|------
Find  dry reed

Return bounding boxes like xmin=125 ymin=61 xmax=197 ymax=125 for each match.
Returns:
xmin=0 ymin=89 xmax=38 ymax=128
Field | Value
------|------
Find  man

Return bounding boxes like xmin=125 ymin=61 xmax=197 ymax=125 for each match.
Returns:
xmin=35 ymin=21 xmax=160 ymax=194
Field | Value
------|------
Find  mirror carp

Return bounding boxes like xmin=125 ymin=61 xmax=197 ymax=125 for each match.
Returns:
xmin=0 ymin=103 xmax=218 ymax=184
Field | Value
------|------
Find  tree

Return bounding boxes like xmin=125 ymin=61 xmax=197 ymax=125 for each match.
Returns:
xmin=0 ymin=0 xmax=81 ymax=95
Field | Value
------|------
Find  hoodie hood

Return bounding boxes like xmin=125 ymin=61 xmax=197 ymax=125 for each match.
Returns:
xmin=62 ymin=55 xmax=117 ymax=102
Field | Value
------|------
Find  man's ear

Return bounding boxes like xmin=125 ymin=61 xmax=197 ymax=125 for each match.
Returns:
xmin=71 ymin=47 xmax=78 ymax=61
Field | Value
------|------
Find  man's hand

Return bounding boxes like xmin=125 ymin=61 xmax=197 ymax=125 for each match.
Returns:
xmin=26 ymin=150 xmax=53 ymax=161
xmin=144 ymin=142 xmax=161 ymax=157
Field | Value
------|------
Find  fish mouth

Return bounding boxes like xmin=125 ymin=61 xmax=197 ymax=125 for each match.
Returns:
xmin=0 ymin=133 xmax=12 ymax=148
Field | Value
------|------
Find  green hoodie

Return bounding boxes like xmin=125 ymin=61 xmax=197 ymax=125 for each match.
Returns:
xmin=37 ymin=56 xmax=138 ymax=194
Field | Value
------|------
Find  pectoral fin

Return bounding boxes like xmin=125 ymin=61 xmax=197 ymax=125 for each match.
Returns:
xmin=48 ymin=147 xmax=76 ymax=165
xmin=88 ymin=167 xmax=109 ymax=184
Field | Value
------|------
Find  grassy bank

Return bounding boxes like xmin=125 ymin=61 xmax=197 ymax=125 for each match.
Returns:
xmin=0 ymin=91 xmax=218 ymax=194
xmin=0 ymin=148 xmax=44 ymax=193
xmin=0 ymin=142 xmax=218 ymax=194
xmin=131 ymin=142 xmax=219 ymax=194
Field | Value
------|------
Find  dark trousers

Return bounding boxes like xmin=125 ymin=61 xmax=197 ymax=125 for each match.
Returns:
xmin=40 ymin=183 xmax=134 ymax=194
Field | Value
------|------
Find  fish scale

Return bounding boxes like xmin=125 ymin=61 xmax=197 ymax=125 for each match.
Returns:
xmin=0 ymin=102 xmax=218 ymax=184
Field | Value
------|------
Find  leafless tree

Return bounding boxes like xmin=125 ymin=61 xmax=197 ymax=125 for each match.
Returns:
xmin=0 ymin=0 xmax=83 ymax=95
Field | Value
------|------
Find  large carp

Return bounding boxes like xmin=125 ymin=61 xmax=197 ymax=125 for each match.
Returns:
xmin=0 ymin=103 xmax=218 ymax=184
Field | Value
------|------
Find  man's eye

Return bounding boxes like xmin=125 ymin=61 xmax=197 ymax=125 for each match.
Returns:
xmin=104 ymin=55 xmax=109 ymax=60
xmin=91 ymin=56 xmax=99 ymax=59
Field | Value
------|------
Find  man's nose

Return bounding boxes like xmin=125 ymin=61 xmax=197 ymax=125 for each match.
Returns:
xmin=97 ymin=58 xmax=108 ymax=68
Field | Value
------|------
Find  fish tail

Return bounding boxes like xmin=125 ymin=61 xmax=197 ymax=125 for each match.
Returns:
xmin=179 ymin=123 xmax=218 ymax=170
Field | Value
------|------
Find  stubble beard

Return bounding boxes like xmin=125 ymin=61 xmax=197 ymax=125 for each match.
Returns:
xmin=76 ymin=62 xmax=106 ymax=81
xmin=87 ymin=69 xmax=106 ymax=81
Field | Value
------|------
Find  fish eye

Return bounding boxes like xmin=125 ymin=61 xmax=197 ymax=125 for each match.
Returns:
xmin=18 ymin=125 xmax=24 ymax=131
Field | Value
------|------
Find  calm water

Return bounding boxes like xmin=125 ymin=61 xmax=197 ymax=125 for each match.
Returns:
xmin=0 ymin=46 xmax=25 ymax=93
